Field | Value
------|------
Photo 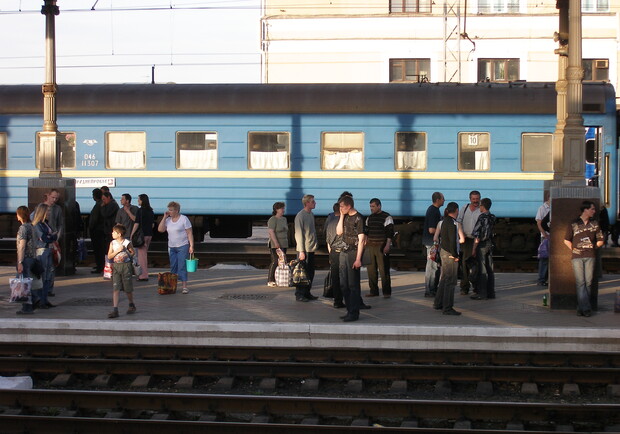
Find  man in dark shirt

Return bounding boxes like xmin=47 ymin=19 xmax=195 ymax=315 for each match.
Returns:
xmin=365 ymin=198 xmax=394 ymax=298
xmin=336 ymin=195 xmax=366 ymax=322
xmin=423 ymin=192 xmax=444 ymax=297
xmin=89 ymin=188 xmax=106 ymax=273
xmin=433 ymin=202 xmax=462 ymax=315
xmin=324 ymin=203 xmax=345 ymax=308
xmin=100 ymin=192 xmax=120 ymax=246
xmin=564 ymin=200 xmax=604 ymax=317
xmin=470 ymin=198 xmax=496 ymax=300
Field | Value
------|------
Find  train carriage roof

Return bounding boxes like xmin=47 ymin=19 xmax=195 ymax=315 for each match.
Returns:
xmin=0 ymin=82 xmax=613 ymax=115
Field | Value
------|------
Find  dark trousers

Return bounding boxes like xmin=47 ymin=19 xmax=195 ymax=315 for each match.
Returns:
xmin=460 ymin=238 xmax=475 ymax=292
xmin=366 ymin=244 xmax=391 ymax=296
xmin=329 ymin=249 xmax=344 ymax=304
xmin=476 ymin=241 xmax=495 ymax=299
xmin=339 ymin=250 xmax=361 ymax=319
xmin=434 ymin=249 xmax=458 ymax=312
xmin=294 ymin=252 xmax=315 ymax=299
xmin=92 ymin=230 xmax=106 ymax=272
xmin=268 ymin=247 xmax=287 ymax=283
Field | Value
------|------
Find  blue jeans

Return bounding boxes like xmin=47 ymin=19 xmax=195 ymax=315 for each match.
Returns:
xmin=538 ymin=258 xmax=549 ymax=284
xmin=20 ymin=257 xmax=41 ymax=312
xmin=36 ymin=248 xmax=53 ymax=307
xmin=571 ymin=257 xmax=595 ymax=313
xmin=424 ymin=245 xmax=439 ymax=295
xmin=169 ymin=244 xmax=190 ymax=283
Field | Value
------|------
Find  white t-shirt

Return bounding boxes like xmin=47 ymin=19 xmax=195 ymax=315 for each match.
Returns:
xmin=164 ymin=214 xmax=192 ymax=248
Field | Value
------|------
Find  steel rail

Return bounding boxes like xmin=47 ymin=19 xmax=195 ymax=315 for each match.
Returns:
xmin=1 ymin=389 xmax=619 ymax=423
xmin=1 ymin=356 xmax=619 ymax=384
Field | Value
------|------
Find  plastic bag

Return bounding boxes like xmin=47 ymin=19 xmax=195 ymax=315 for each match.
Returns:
xmin=132 ymin=256 xmax=142 ymax=277
xmin=51 ymin=241 xmax=61 ymax=267
xmin=290 ymin=260 xmax=310 ymax=287
xmin=103 ymin=256 xmax=113 ymax=280
xmin=9 ymin=275 xmax=32 ymax=303
xmin=537 ymin=238 xmax=549 ymax=259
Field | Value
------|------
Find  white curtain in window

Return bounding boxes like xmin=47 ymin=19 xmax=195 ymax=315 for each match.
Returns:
xmin=397 ymin=151 xmax=425 ymax=170
xmin=179 ymin=149 xmax=217 ymax=169
xmin=475 ymin=151 xmax=490 ymax=170
xmin=250 ymin=151 xmax=288 ymax=169
xmin=323 ymin=150 xmax=363 ymax=170
xmin=108 ymin=151 xmax=145 ymax=169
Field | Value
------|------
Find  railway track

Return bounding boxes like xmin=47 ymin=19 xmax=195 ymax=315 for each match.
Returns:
xmin=0 ymin=345 xmax=619 ymax=432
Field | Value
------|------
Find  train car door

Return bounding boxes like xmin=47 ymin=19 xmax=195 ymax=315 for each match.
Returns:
xmin=585 ymin=126 xmax=600 ymax=186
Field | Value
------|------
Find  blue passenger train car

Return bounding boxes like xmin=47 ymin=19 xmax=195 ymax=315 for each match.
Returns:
xmin=0 ymin=82 xmax=616 ymax=257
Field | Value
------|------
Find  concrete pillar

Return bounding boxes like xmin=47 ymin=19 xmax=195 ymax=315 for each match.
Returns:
xmin=548 ymin=185 xmax=600 ymax=310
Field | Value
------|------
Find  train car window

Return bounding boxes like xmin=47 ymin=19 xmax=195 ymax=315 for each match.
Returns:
xmin=35 ymin=131 xmax=76 ymax=169
xmin=522 ymin=133 xmax=552 ymax=172
xmin=105 ymin=132 xmax=146 ymax=169
xmin=321 ymin=132 xmax=364 ymax=170
xmin=0 ymin=133 xmax=6 ymax=169
xmin=458 ymin=132 xmax=490 ymax=171
xmin=176 ymin=132 xmax=217 ymax=169
xmin=248 ymin=132 xmax=290 ymax=170
xmin=395 ymin=132 xmax=426 ymax=170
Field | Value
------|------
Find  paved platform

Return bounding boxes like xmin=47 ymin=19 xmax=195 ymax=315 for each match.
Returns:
xmin=0 ymin=266 xmax=618 ymax=352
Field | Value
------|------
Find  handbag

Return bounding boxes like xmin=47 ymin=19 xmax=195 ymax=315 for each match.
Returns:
xmin=158 ymin=272 xmax=178 ymax=295
xmin=131 ymin=227 xmax=145 ymax=248
xmin=9 ymin=275 xmax=32 ymax=303
xmin=51 ymin=241 xmax=61 ymax=267
xmin=323 ymin=270 xmax=334 ymax=298
xmin=291 ymin=260 xmax=310 ymax=287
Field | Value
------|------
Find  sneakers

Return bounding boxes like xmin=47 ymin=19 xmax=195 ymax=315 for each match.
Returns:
xmin=107 ymin=310 xmax=119 ymax=318
xmin=127 ymin=305 xmax=136 ymax=314
xmin=267 ymin=282 xmax=277 ymax=287
xmin=182 ymin=288 xmax=189 ymax=294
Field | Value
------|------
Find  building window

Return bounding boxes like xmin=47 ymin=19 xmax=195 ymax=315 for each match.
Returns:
xmin=390 ymin=59 xmax=430 ymax=83
xmin=458 ymin=132 xmax=490 ymax=171
xmin=36 ymin=131 xmax=76 ymax=169
xmin=582 ymin=0 xmax=609 ymax=12
xmin=583 ymin=59 xmax=609 ymax=81
xmin=248 ymin=132 xmax=289 ymax=170
xmin=321 ymin=132 xmax=364 ymax=170
xmin=390 ymin=0 xmax=432 ymax=13
xmin=477 ymin=0 xmax=520 ymax=13
xmin=106 ymin=131 xmax=146 ymax=169
xmin=176 ymin=132 xmax=217 ymax=169
xmin=395 ymin=132 xmax=426 ymax=170
xmin=478 ymin=58 xmax=519 ymax=82
xmin=522 ymin=133 xmax=552 ymax=171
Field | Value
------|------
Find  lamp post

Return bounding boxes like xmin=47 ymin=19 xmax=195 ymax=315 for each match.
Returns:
xmin=39 ymin=0 xmax=61 ymax=178
xmin=28 ymin=0 xmax=77 ymax=276
xmin=548 ymin=0 xmax=600 ymax=310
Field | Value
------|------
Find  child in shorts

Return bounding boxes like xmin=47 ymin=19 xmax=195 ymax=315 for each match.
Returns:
xmin=107 ymin=224 xmax=136 ymax=318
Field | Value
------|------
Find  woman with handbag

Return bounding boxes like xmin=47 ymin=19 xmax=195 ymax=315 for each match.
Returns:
xmin=32 ymin=203 xmax=57 ymax=310
xmin=267 ymin=202 xmax=288 ymax=287
xmin=130 ymin=194 xmax=155 ymax=281
xmin=158 ymin=201 xmax=194 ymax=294
xmin=15 ymin=206 xmax=42 ymax=314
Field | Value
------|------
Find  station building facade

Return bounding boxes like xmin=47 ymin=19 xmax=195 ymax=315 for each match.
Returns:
xmin=260 ymin=0 xmax=617 ymax=101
